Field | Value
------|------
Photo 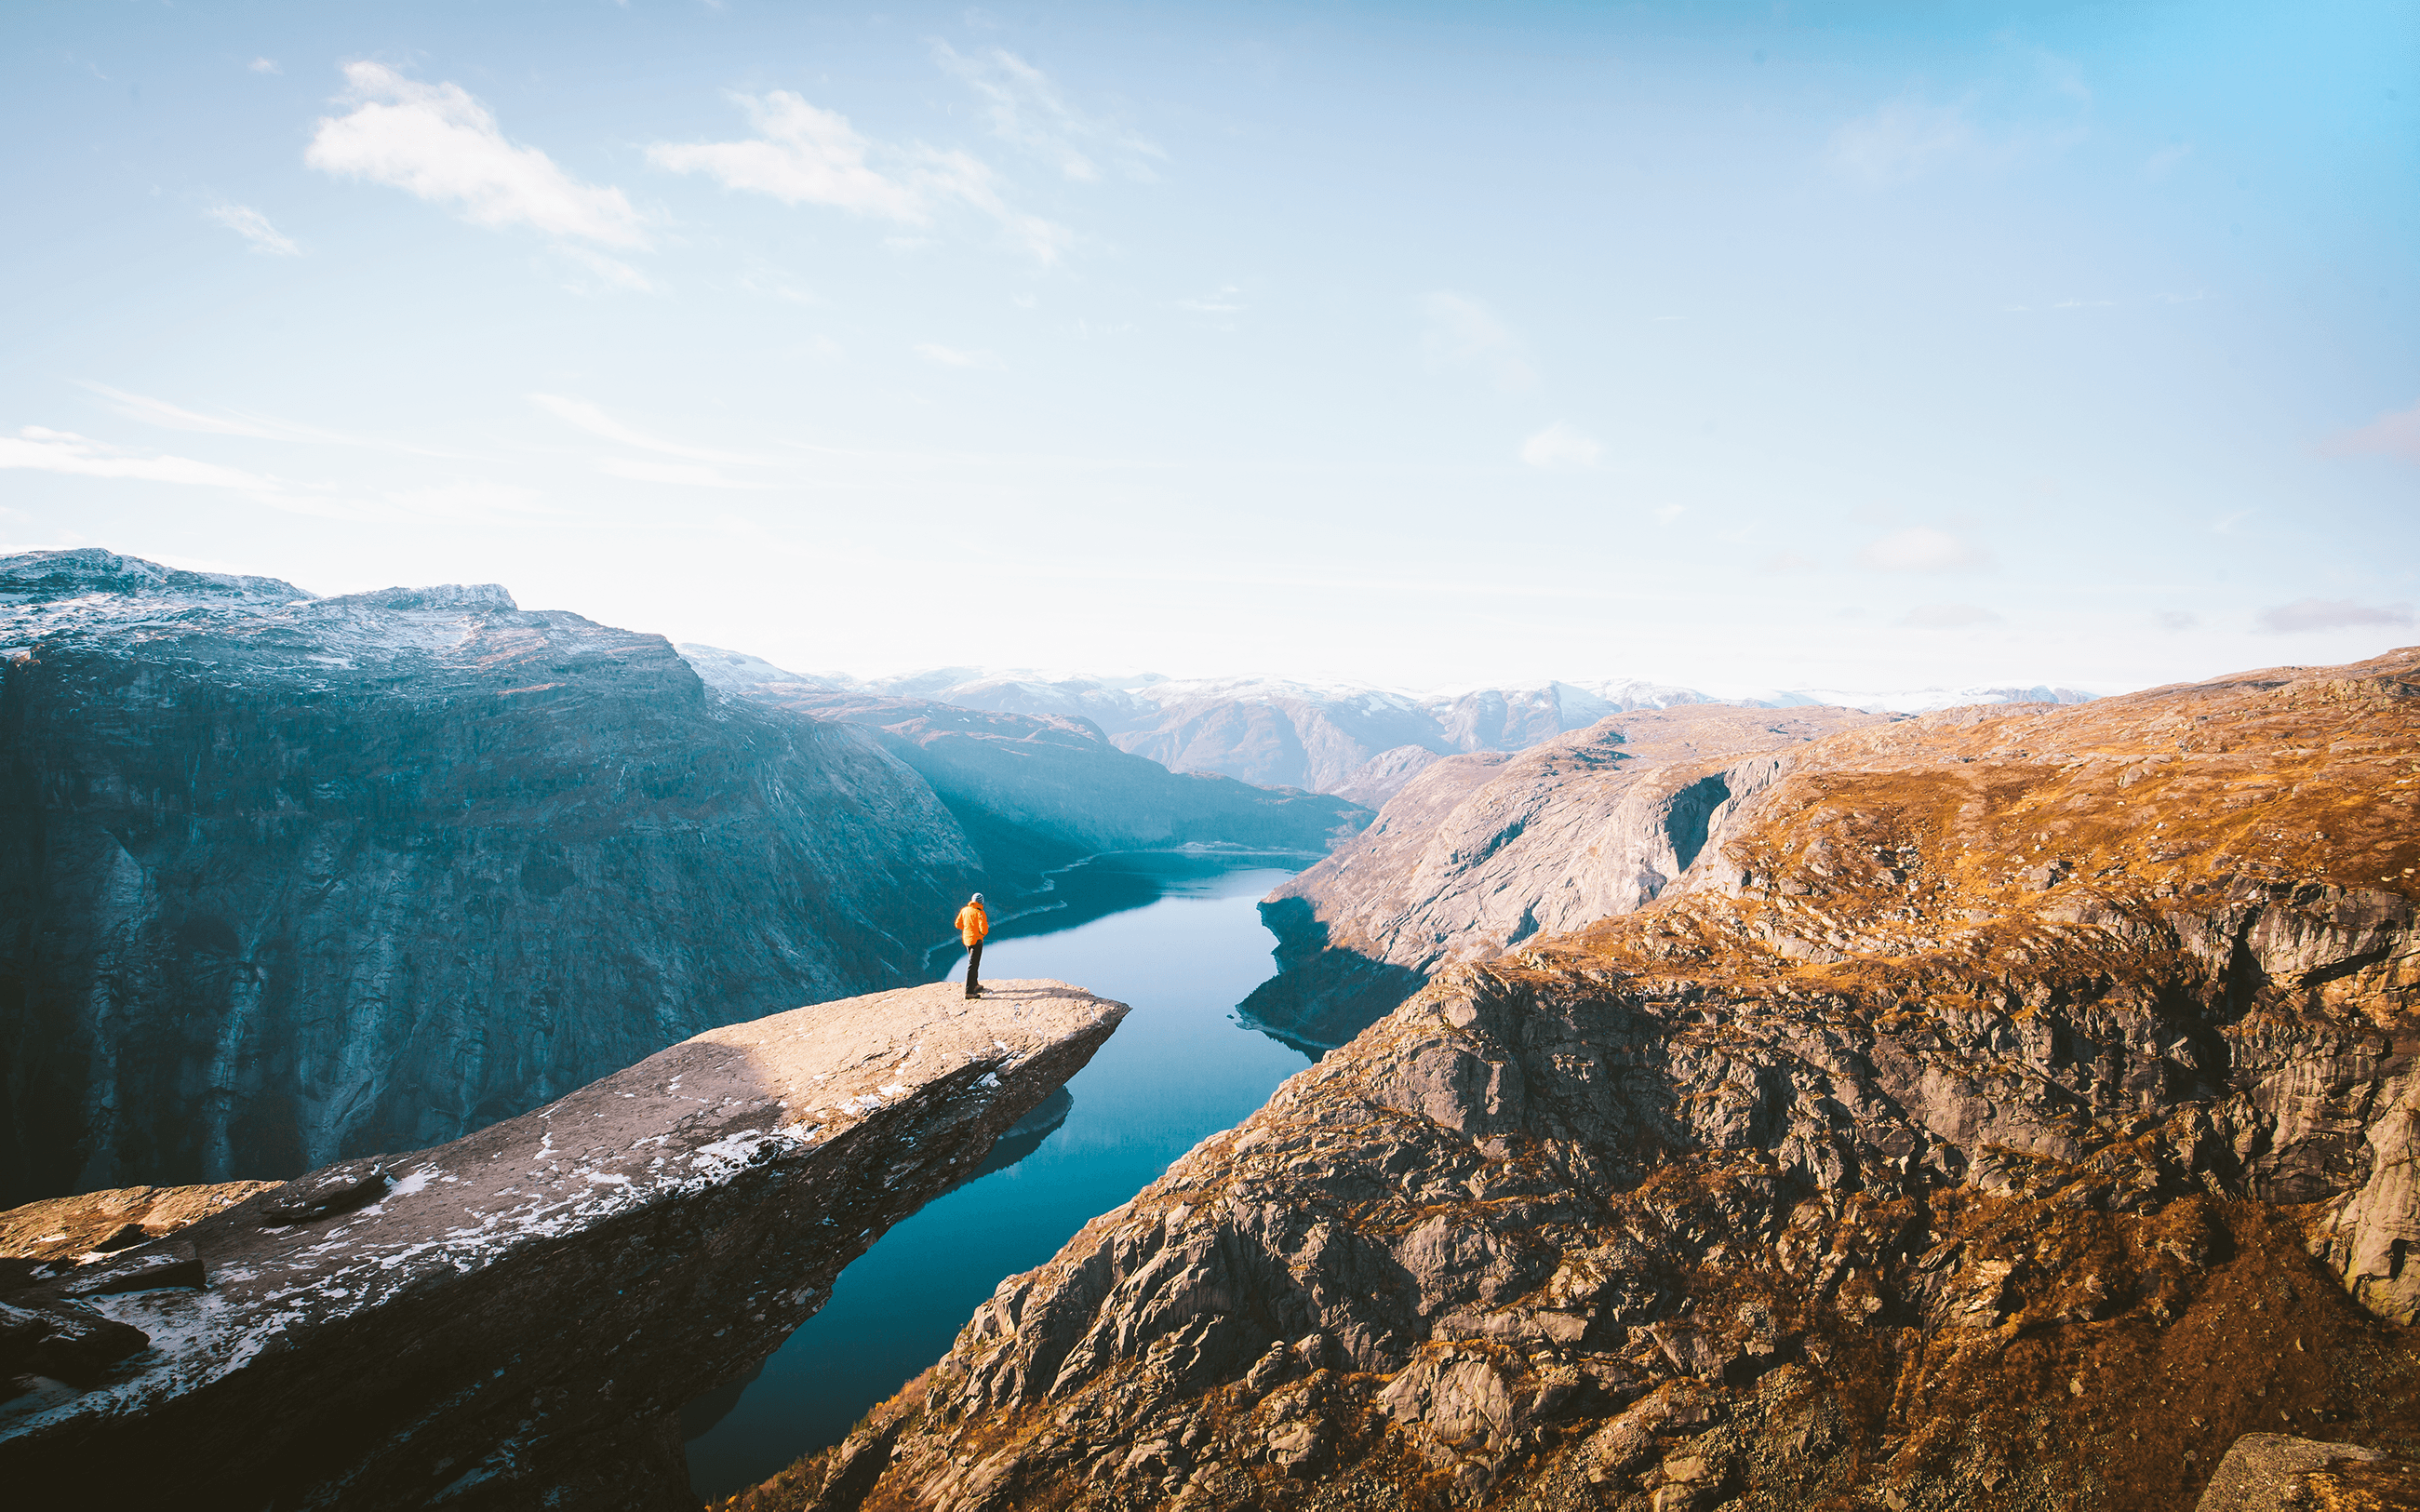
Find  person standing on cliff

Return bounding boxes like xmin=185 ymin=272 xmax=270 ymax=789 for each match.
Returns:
xmin=956 ymin=892 xmax=990 ymax=999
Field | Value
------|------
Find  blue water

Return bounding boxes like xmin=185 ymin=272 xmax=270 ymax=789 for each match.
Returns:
xmin=679 ymin=851 xmax=1315 ymax=1500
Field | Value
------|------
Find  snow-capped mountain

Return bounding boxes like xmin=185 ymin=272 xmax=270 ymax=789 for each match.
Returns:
xmin=813 ymin=668 xmax=2096 ymax=801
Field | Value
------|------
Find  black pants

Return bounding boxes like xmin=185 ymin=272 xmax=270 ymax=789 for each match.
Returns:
xmin=964 ymin=938 xmax=983 ymax=997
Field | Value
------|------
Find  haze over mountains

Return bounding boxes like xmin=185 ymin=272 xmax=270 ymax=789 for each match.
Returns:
xmin=677 ymin=657 xmax=2093 ymax=806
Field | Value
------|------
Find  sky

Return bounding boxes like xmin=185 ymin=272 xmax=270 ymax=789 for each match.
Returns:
xmin=4 ymin=1 xmax=2414 ymax=697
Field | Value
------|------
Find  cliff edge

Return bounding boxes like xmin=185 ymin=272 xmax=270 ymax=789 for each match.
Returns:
xmin=0 ymin=979 xmax=1127 ymax=1512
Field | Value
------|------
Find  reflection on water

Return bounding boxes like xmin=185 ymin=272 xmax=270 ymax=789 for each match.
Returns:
xmin=966 ymin=1086 xmax=1074 ymax=1183
xmin=679 ymin=850 xmax=1316 ymax=1499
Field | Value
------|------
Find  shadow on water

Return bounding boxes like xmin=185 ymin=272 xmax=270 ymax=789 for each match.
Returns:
xmin=1233 ymin=895 xmax=1429 ymax=1053
xmin=963 ymin=1085 xmax=1074 ymax=1182
xmin=678 ymin=850 xmax=1318 ymax=1500
xmin=675 ymin=1086 xmax=1076 ymax=1446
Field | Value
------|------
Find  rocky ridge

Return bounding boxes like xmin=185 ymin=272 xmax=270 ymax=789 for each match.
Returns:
xmin=1246 ymin=705 xmax=1888 ymax=1048
xmin=0 ymin=549 xmax=996 ymax=1205
xmin=745 ymin=648 xmax=2420 ymax=1512
xmin=0 ymin=979 xmax=1126 ymax=1512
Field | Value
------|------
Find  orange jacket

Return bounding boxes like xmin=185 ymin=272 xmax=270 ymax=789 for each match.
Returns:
xmin=956 ymin=902 xmax=989 ymax=946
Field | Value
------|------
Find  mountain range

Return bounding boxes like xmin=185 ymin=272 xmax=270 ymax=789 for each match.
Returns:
xmin=0 ymin=551 xmax=1356 ymax=1205
xmin=705 ymin=665 xmax=2098 ymax=805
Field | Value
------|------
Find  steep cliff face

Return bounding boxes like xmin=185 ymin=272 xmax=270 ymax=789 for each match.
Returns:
xmin=0 ymin=550 xmax=983 ymax=1205
xmin=1245 ymin=706 xmax=1885 ymax=1048
xmin=681 ymin=646 xmax=1368 ymax=872
xmin=0 ymin=980 xmax=1126 ymax=1512
xmin=760 ymin=649 xmax=2420 ymax=1512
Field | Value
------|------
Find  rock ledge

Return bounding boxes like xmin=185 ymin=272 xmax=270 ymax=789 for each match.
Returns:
xmin=0 ymin=979 xmax=1126 ymax=1512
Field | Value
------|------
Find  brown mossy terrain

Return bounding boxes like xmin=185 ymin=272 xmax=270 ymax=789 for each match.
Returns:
xmin=726 ymin=649 xmax=2420 ymax=1512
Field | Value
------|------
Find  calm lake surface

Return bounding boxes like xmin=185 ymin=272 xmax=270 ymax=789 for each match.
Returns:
xmin=679 ymin=850 xmax=1316 ymax=1500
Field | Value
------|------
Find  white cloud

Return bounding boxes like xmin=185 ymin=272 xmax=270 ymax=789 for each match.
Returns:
xmin=306 ymin=62 xmax=648 ymax=248
xmin=1827 ymin=61 xmax=2089 ymax=189
xmin=529 ymin=394 xmax=759 ymax=464
xmin=932 ymin=42 xmax=1166 ymax=183
xmin=80 ymin=381 xmax=295 ymax=440
xmin=2211 ymin=508 xmax=2253 ymax=534
xmin=1899 ymin=604 xmax=2000 ymax=628
xmin=249 ymin=58 xmax=280 ymax=74
xmin=2331 ymin=397 xmax=2420 ymax=463
xmin=648 ymin=91 xmax=1071 ymax=263
xmin=206 ymin=202 xmax=301 ymax=256
xmin=1421 ymin=291 xmax=1533 ymax=392
xmin=648 ymin=92 xmax=925 ymax=219
xmin=74 ymin=381 xmax=466 ymax=460
xmin=1653 ymin=503 xmax=1687 ymax=525
xmin=1827 ymin=100 xmax=1980 ymax=186
xmin=2255 ymin=598 xmax=2415 ymax=634
xmin=915 ymin=342 xmax=1004 ymax=369
xmin=0 ymin=426 xmax=281 ymax=491
xmin=2144 ymin=142 xmax=2192 ymax=180
xmin=1856 ymin=527 xmax=1991 ymax=572
xmin=1517 ymin=423 xmax=1599 ymax=471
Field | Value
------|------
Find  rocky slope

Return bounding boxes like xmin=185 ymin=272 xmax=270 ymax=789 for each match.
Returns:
xmin=744 ymin=647 xmax=2420 ymax=1512
xmin=0 ymin=550 xmax=983 ymax=1206
xmin=0 ymin=1180 xmax=275 ymax=1288
xmin=680 ymin=647 xmax=1366 ymax=878
xmin=0 ymin=979 xmax=1125 ymax=1512
xmin=1244 ymin=705 xmax=1886 ymax=1048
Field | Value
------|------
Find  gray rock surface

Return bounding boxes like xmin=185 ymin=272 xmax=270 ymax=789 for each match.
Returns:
xmin=0 ymin=550 xmax=984 ymax=1205
xmin=0 ymin=978 xmax=1126 ymax=1512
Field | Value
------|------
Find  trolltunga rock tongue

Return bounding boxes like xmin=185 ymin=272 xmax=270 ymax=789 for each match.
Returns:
xmin=0 ymin=980 xmax=1127 ymax=1512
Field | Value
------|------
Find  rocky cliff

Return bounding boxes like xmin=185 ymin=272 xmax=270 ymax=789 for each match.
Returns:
xmin=0 ymin=979 xmax=1126 ymax=1512
xmin=0 ymin=550 xmax=984 ymax=1205
xmin=1244 ymin=705 xmax=1886 ymax=1048
xmin=745 ymin=648 xmax=2420 ymax=1512
xmin=680 ymin=647 xmax=1368 ymax=876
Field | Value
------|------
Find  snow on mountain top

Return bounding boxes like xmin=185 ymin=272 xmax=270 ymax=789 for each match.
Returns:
xmin=827 ymin=665 xmax=2097 ymax=719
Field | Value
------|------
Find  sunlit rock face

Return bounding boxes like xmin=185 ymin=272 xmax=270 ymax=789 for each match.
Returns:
xmin=0 ymin=550 xmax=983 ymax=1204
xmin=0 ymin=980 xmax=1126 ymax=1512
xmin=1242 ymin=705 xmax=1885 ymax=1049
xmin=769 ymin=649 xmax=2420 ymax=1512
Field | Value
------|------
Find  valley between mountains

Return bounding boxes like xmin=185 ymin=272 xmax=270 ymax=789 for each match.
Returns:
xmin=730 ymin=649 xmax=2420 ymax=1512
xmin=4 ymin=546 xmax=2416 ymax=1512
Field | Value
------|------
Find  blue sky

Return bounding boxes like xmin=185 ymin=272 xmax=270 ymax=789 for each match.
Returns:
xmin=5 ymin=1 xmax=2414 ymax=694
